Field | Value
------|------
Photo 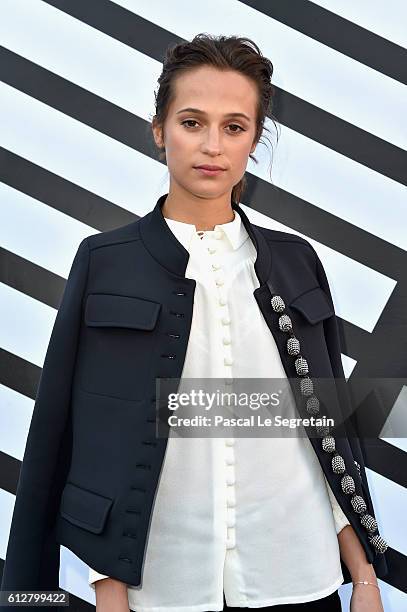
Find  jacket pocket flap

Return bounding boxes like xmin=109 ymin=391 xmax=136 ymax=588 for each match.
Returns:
xmin=85 ymin=293 xmax=161 ymax=330
xmin=289 ymin=286 xmax=334 ymax=324
xmin=60 ymin=482 xmax=113 ymax=534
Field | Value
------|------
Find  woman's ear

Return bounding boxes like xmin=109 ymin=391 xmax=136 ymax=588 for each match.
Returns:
xmin=151 ymin=118 xmax=164 ymax=149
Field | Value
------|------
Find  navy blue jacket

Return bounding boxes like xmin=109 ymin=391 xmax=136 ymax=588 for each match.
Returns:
xmin=0 ymin=193 xmax=388 ymax=606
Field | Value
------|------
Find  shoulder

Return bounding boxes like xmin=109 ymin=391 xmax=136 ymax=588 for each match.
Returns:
xmin=255 ymin=224 xmax=317 ymax=265
xmin=82 ymin=217 xmax=142 ymax=252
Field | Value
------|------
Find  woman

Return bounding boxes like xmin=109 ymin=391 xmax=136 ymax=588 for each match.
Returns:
xmin=1 ymin=35 xmax=388 ymax=612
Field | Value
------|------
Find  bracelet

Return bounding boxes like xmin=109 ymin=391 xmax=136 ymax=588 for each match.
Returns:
xmin=352 ymin=580 xmax=380 ymax=590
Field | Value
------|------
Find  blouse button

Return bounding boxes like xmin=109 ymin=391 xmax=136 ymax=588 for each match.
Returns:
xmin=216 ymin=277 xmax=224 ymax=286
xmin=226 ymin=474 xmax=235 ymax=486
xmin=225 ymin=455 xmax=235 ymax=466
xmin=212 ymin=262 xmax=221 ymax=271
xmin=225 ymin=438 xmax=235 ymax=446
xmin=214 ymin=230 xmax=222 ymax=239
xmin=225 ymin=377 xmax=234 ymax=385
xmin=224 ymin=356 xmax=234 ymax=366
xmin=221 ymin=316 xmax=231 ymax=325
xmin=208 ymin=246 xmax=217 ymax=254
xmin=219 ymin=297 xmax=227 ymax=306
xmin=226 ymin=516 xmax=236 ymax=528
xmin=223 ymin=337 xmax=231 ymax=345
xmin=226 ymin=494 xmax=236 ymax=507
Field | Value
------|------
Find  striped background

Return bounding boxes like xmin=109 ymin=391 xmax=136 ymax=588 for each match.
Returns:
xmin=1 ymin=0 xmax=406 ymax=609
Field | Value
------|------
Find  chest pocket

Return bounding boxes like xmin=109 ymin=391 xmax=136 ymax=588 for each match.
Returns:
xmin=79 ymin=293 xmax=161 ymax=401
xmin=289 ymin=286 xmax=334 ymax=324
xmin=288 ymin=285 xmax=335 ymax=380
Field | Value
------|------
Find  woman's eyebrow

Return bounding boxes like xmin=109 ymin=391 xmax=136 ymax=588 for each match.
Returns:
xmin=176 ymin=107 xmax=251 ymax=121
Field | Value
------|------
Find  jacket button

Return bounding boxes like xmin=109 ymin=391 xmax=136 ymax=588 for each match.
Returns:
xmin=270 ymin=295 xmax=285 ymax=312
xmin=332 ymin=454 xmax=346 ymax=474
xmin=322 ymin=436 xmax=336 ymax=453
xmin=306 ymin=395 xmax=320 ymax=415
xmin=351 ymin=495 xmax=367 ymax=514
xmin=295 ymin=356 xmax=308 ymax=375
xmin=287 ymin=337 xmax=300 ymax=355
xmin=341 ymin=474 xmax=355 ymax=494
xmin=316 ymin=424 xmax=330 ymax=437
xmin=300 ymin=377 xmax=314 ymax=396
xmin=369 ymin=534 xmax=388 ymax=554
xmin=278 ymin=314 xmax=292 ymax=332
xmin=361 ymin=514 xmax=378 ymax=533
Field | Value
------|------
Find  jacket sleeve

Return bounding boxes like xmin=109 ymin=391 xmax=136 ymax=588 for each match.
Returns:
xmin=0 ymin=238 xmax=90 ymax=597
xmin=310 ymin=245 xmax=374 ymax=502
xmin=310 ymin=244 xmax=389 ymax=579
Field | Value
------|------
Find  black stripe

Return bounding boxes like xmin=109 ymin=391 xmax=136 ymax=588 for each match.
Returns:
xmin=382 ymin=547 xmax=407 ymax=593
xmin=349 ymin=283 xmax=407 ymax=440
xmin=364 ymin=439 xmax=407 ymax=489
xmin=337 ymin=320 xmax=371 ymax=364
xmin=272 ymin=87 xmax=406 ymax=188
xmin=0 ymin=147 xmax=137 ymax=231
xmin=0 ymin=348 xmax=40 ymax=400
xmin=17 ymin=4 xmax=405 ymax=185
xmin=244 ymin=173 xmax=407 ymax=280
xmin=0 ymin=452 xmax=20 ymax=496
xmin=0 ymin=247 xmax=66 ymax=309
xmin=240 ymin=0 xmax=407 ymax=85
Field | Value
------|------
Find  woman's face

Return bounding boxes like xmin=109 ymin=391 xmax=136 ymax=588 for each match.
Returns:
xmin=152 ymin=65 xmax=259 ymax=201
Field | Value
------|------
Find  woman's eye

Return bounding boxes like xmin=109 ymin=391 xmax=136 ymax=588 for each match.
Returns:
xmin=227 ymin=124 xmax=244 ymax=133
xmin=181 ymin=119 xmax=199 ymax=128
xmin=181 ymin=120 xmax=245 ymax=133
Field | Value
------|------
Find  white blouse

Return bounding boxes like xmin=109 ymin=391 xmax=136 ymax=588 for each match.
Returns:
xmin=89 ymin=210 xmax=350 ymax=610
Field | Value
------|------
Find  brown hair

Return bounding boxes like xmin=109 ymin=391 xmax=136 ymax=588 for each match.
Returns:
xmin=150 ymin=33 xmax=278 ymax=205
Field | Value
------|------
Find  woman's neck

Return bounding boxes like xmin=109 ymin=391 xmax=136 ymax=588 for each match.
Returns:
xmin=162 ymin=193 xmax=235 ymax=231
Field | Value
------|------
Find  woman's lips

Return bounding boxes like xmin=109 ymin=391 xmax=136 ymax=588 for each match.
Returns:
xmin=194 ymin=167 xmax=225 ymax=176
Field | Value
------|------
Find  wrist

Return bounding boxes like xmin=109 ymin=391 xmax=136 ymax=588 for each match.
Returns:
xmin=351 ymin=564 xmax=379 ymax=590
xmin=350 ymin=562 xmax=377 ymax=583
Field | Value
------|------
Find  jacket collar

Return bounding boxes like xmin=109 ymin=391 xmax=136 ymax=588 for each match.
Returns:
xmin=139 ymin=193 xmax=272 ymax=285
